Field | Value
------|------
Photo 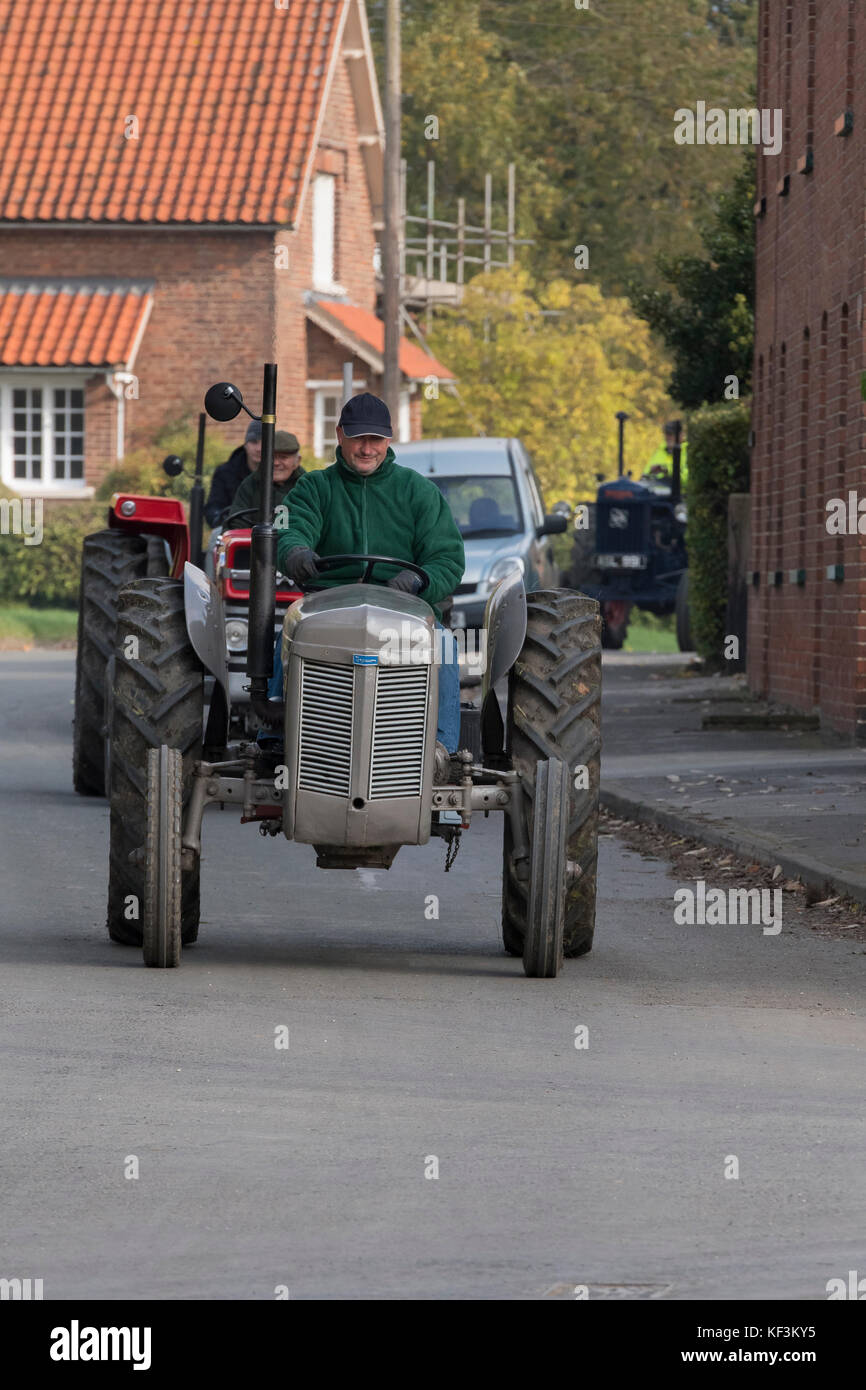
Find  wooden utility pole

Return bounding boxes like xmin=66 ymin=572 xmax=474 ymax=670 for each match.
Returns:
xmin=383 ymin=0 xmax=401 ymax=420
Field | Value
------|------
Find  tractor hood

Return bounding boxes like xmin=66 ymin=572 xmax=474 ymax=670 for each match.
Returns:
xmin=597 ymin=477 xmax=654 ymax=503
xmin=283 ymin=583 xmax=437 ymax=667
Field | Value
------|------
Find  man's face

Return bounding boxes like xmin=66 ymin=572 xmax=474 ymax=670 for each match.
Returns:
xmin=245 ymin=439 xmax=262 ymax=470
xmin=272 ymin=450 xmax=300 ymax=484
xmin=337 ymin=427 xmax=390 ymax=475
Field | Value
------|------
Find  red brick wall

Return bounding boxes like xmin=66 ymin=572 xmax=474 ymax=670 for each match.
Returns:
xmin=83 ymin=374 xmax=116 ymax=491
xmin=274 ymin=48 xmax=379 ymax=448
xmin=0 ymin=49 xmax=391 ymax=490
xmin=0 ymin=228 xmax=275 ymax=483
xmin=750 ymin=0 xmax=866 ymax=740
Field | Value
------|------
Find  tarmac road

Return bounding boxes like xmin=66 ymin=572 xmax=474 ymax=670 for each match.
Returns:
xmin=0 ymin=652 xmax=863 ymax=1300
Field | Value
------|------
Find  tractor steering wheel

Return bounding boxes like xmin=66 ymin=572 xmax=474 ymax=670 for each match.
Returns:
xmin=303 ymin=554 xmax=431 ymax=593
xmin=223 ymin=508 xmax=261 ymax=528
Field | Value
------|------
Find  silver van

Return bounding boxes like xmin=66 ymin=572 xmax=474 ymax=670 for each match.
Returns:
xmin=396 ymin=437 xmax=566 ymax=634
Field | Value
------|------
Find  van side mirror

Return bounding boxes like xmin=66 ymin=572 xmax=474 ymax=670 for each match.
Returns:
xmin=537 ymin=513 xmax=568 ymax=538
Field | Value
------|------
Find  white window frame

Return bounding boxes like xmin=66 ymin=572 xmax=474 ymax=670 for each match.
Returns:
xmin=308 ymin=380 xmax=367 ymax=458
xmin=312 ymin=173 xmax=338 ymax=292
xmin=398 ymin=389 xmax=411 ymax=443
xmin=0 ymin=373 xmax=92 ymax=496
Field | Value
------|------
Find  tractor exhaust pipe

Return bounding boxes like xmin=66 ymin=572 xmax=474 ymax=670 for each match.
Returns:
xmin=247 ymin=363 xmax=285 ymax=725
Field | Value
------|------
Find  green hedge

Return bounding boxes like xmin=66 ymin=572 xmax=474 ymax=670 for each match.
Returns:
xmin=0 ymin=419 xmax=229 ymax=609
xmin=0 ymin=492 xmax=106 ymax=607
xmin=686 ymin=399 xmax=751 ymax=664
xmin=95 ymin=418 xmax=228 ymax=503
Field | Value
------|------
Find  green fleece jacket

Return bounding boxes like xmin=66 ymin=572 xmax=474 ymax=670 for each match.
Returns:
xmin=275 ymin=446 xmax=464 ymax=613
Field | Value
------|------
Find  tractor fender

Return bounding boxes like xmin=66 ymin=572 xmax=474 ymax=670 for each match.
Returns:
xmin=481 ymin=568 xmax=527 ymax=700
xmin=183 ymin=562 xmax=230 ymax=699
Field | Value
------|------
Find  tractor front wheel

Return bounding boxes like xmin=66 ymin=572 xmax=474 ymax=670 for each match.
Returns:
xmin=143 ymin=746 xmax=183 ymax=967
xmin=675 ymin=571 xmax=692 ymax=652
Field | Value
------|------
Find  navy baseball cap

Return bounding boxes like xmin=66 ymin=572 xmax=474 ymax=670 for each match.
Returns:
xmin=338 ymin=392 xmax=393 ymax=438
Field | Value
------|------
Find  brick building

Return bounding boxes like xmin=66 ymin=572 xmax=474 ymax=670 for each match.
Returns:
xmin=0 ymin=0 xmax=451 ymax=500
xmin=751 ymin=0 xmax=865 ymax=739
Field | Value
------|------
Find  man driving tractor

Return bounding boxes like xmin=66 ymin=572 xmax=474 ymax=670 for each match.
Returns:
xmin=276 ymin=393 xmax=465 ymax=774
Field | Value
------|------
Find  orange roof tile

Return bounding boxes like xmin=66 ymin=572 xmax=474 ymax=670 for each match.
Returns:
xmin=0 ymin=0 xmax=345 ymax=224
xmin=0 ymin=279 xmax=153 ymax=367
xmin=312 ymin=300 xmax=454 ymax=381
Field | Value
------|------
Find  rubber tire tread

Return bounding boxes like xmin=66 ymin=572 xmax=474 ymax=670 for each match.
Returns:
xmin=675 ymin=570 xmax=692 ymax=652
xmin=107 ymin=578 xmax=202 ymax=946
xmin=502 ymin=589 xmax=602 ymax=958
xmin=143 ymin=746 xmax=183 ymax=967
xmin=522 ymin=757 xmax=568 ymax=978
xmin=73 ymin=531 xmax=167 ymax=796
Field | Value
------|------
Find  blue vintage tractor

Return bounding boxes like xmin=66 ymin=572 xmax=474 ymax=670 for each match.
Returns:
xmin=561 ymin=475 xmax=691 ymax=650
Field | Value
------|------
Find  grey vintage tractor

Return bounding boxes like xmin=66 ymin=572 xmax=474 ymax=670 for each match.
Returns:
xmin=104 ymin=365 xmax=602 ymax=976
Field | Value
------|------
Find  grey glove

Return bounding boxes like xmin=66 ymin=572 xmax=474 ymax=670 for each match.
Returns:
xmin=386 ymin=569 xmax=423 ymax=594
xmin=284 ymin=547 xmax=320 ymax=582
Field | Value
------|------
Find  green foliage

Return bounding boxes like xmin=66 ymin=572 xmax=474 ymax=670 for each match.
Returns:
xmin=96 ymin=418 xmax=228 ymax=502
xmin=426 ymin=266 xmax=674 ymax=500
xmin=686 ymin=399 xmax=751 ymax=664
xmin=0 ymin=418 xmax=227 ymax=609
xmin=630 ymin=152 xmax=755 ymax=409
xmin=0 ymin=498 xmax=105 ymax=607
xmin=369 ymin=0 xmax=758 ymax=296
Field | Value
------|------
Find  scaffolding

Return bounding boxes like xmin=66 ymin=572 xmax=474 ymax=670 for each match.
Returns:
xmin=400 ymin=160 xmax=532 ymax=329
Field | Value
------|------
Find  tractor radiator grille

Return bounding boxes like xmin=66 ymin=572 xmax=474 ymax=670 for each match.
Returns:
xmin=298 ymin=660 xmax=354 ymax=797
xmin=369 ymin=665 xmax=429 ymax=799
xmin=598 ymin=502 xmax=646 ymax=553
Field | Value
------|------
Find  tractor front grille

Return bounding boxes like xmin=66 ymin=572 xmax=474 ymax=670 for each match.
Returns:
xmin=298 ymin=660 xmax=354 ymax=796
xmin=369 ymin=665 xmax=429 ymax=799
xmin=597 ymin=502 xmax=647 ymax=554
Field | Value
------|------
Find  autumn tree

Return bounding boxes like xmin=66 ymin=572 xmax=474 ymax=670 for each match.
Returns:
xmin=369 ymin=0 xmax=759 ymax=295
xmin=425 ymin=268 xmax=674 ymax=500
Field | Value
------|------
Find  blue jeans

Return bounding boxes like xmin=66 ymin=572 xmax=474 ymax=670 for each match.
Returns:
xmin=265 ymin=621 xmax=461 ymax=752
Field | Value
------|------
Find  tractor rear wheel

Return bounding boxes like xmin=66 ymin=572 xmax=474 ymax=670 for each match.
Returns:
xmin=522 ymin=757 xmax=568 ymax=978
xmin=502 ymin=589 xmax=602 ymax=959
xmin=143 ymin=745 xmax=183 ymax=968
xmin=107 ymin=578 xmax=203 ymax=947
xmin=73 ymin=530 xmax=169 ymax=796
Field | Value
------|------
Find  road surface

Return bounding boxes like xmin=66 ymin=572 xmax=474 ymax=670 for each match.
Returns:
xmin=0 ymin=652 xmax=862 ymax=1299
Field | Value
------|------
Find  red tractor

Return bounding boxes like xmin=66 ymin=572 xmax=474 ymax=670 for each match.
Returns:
xmin=72 ymin=418 xmax=301 ymax=796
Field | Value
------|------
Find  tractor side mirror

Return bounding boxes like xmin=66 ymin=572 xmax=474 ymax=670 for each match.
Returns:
xmin=162 ymin=455 xmax=184 ymax=478
xmin=204 ymin=382 xmax=244 ymax=422
xmin=537 ymin=513 xmax=568 ymax=538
